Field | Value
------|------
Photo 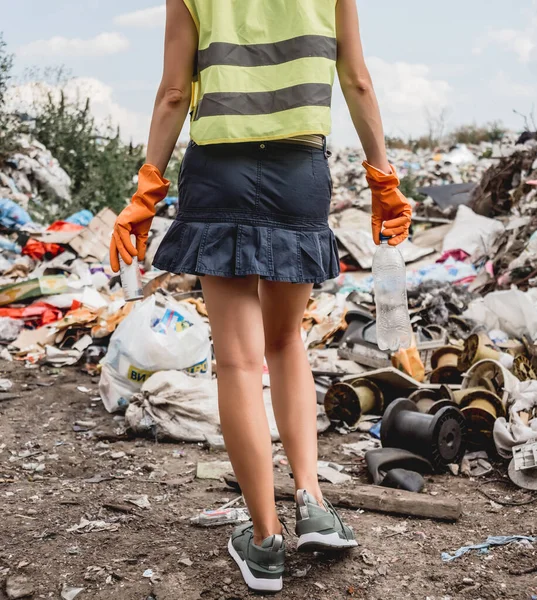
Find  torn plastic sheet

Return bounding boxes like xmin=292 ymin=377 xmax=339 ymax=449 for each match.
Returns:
xmin=464 ymin=288 xmax=537 ymax=341
xmin=442 ymin=205 xmax=505 ymax=257
xmin=441 ymin=535 xmax=536 ymax=562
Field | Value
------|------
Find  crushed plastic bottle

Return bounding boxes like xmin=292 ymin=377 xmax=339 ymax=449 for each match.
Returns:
xmin=372 ymin=235 xmax=412 ymax=352
xmin=190 ymin=507 xmax=250 ymax=527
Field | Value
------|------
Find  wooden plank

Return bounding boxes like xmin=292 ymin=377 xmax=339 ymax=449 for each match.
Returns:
xmin=224 ymin=475 xmax=462 ymax=522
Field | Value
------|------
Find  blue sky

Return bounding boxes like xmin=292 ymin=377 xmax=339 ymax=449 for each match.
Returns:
xmin=1 ymin=0 xmax=536 ymax=146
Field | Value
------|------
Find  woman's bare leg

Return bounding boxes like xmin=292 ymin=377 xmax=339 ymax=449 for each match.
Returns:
xmin=259 ymin=281 xmax=323 ymax=504
xmin=201 ymin=275 xmax=281 ymax=544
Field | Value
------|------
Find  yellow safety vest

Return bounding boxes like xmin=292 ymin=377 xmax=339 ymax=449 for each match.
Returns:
xmin=183 ymin=0 xmax=337 ymax=145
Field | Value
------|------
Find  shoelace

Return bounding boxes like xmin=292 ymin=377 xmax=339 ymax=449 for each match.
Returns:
xmin=322 ymin=497 xmax=350 ymax=540
xmin=279 ymin=518 xmax=292 ymax=537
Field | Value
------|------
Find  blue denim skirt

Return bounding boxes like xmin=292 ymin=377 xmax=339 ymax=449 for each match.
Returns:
xmin=152 ymin=140 xmax=340 ymax=284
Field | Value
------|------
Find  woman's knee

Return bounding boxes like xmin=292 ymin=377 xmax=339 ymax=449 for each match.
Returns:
xmin=215 ymin=350 xmax=264 ymax=373
xmin=265 ymin=328 xmax=302 ymax=355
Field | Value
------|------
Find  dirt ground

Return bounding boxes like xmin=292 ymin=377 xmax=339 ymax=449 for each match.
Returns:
xmin=1 ymin=360 xmax=536 ymax=600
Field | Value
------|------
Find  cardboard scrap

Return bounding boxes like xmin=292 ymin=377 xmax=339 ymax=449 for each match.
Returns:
xmin=335 ymin=229 xmax=434 ymax=270
xmin=44 ymin=334 xmax=93 ymax=366
xmin=11 ymin=325 xmax=59 ymax=351
xmin=68 ymin=208 xmax=116 ymax=261
xmin=353 ymin=367 xmax=422 ymax=390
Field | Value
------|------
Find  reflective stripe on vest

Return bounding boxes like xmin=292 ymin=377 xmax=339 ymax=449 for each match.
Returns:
xmin=183 ymin=0 xmax=337 ymax=145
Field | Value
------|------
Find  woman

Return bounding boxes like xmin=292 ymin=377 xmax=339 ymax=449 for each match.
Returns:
xmin=110 ymin=0 xmax=411 ymax=593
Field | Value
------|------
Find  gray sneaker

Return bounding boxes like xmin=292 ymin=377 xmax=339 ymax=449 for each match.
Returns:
xmin=295 ymin=489 xmax=358 ymax=552
xmin=228 ymin=523 xmax=285 ymax=592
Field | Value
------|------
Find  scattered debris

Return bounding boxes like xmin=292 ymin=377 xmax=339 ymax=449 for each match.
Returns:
xmin=124 ymin=494 xmax=151 ymax=509
xmin=67 ymin=517 xmax=121 ymax=534
xmin=196 ymin=461 xmax=234 ymax=480
xmin=292 ymin=565 xmax=312 ymax=578
xmin=60 ymin=585 xmax=85 ymax=600
xmin=317 ymin=464 xmax=352 ymax=485
xmin=5 ymin=575 xmax=34 ymax=599
xmin=109 ymin=451 xmax=126 ymax=460
xmin=178 ymin=557 xmax=193 ymax=567
xmin=0 ymin=378 xmax=13 ymax=391
xmin=361 ymin=549 xmax=376 ymax=566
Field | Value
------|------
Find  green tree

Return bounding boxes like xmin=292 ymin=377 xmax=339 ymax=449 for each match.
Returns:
xmin=32 ymin=88 xmax=145 ymax=218
xmin=73 ymin=128 xmax=145 ymax=216
xmin=0 ymin=33 xmax=22 ymax=161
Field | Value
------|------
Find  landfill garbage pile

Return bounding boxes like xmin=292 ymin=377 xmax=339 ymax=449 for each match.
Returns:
xmin=469 ymin=142 xmax=537 ymax=292
xmin=329 ymin=134 xmax=523 ymax=216
xmin=0 ymin=134 xmax=72 ymax=222
xmin=1 ymin=130 xmax=537 ymax=500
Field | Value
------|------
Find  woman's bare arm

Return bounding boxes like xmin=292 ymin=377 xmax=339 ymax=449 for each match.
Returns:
xmin=336 ymin=0 xmax=391 ymax=173
xmin=145 ymin=0 xmax=198 ymax=174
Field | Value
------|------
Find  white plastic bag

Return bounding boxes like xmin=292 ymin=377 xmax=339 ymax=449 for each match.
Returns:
xmin=99 ymin=295 xmax=211 ymax=412
xmin=443 ymin=205 xmax=504 ymax=256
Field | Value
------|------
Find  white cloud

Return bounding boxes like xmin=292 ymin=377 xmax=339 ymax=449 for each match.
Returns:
xmin=330 ymin=58 xmax=451 ymax=146
xmin=114 ymin=5 xmax=165 ymax=28
xmin=474 ymin=4 xmax=537 ymax=64
xmin=19 ymin=33 xmax=130 ymax=58
xmin=490 ymin=71 xmax=537 ymax=99
xmin=7 ymin=78 xmax=150 ymax=143
xmin=474 ymin=29 xmax=536 ymax=63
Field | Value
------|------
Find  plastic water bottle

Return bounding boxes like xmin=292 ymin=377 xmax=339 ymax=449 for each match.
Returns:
xmin=372 ymin=234 xmax=412 ymax=351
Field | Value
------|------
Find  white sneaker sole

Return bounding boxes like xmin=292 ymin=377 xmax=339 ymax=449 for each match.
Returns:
xmin=297 ymin=531 xmax=358 ymax=552
xmin=227 ymin=537 xmax=283 ymax=592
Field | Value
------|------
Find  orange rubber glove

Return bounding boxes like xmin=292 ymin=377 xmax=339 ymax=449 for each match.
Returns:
xmin=110 ymin=164 xmax=170 ymax=273
xmin=363 ymin=161 xmax=412 ymax=246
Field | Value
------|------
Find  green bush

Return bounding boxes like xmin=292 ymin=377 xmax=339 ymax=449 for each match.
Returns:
xmin=385 ymin=136 xmax=412 ymax=150
xmin=399 ymin=175 xmax=426 ymax=202
xmin=450 ymin=122 xmax=506 ymax=145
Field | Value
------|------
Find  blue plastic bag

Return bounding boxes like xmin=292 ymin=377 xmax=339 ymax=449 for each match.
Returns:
xmin=66 ymin=209 xmax=93 ymax=227
xmin=0 ymin=198 xmax=32 ymax=229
